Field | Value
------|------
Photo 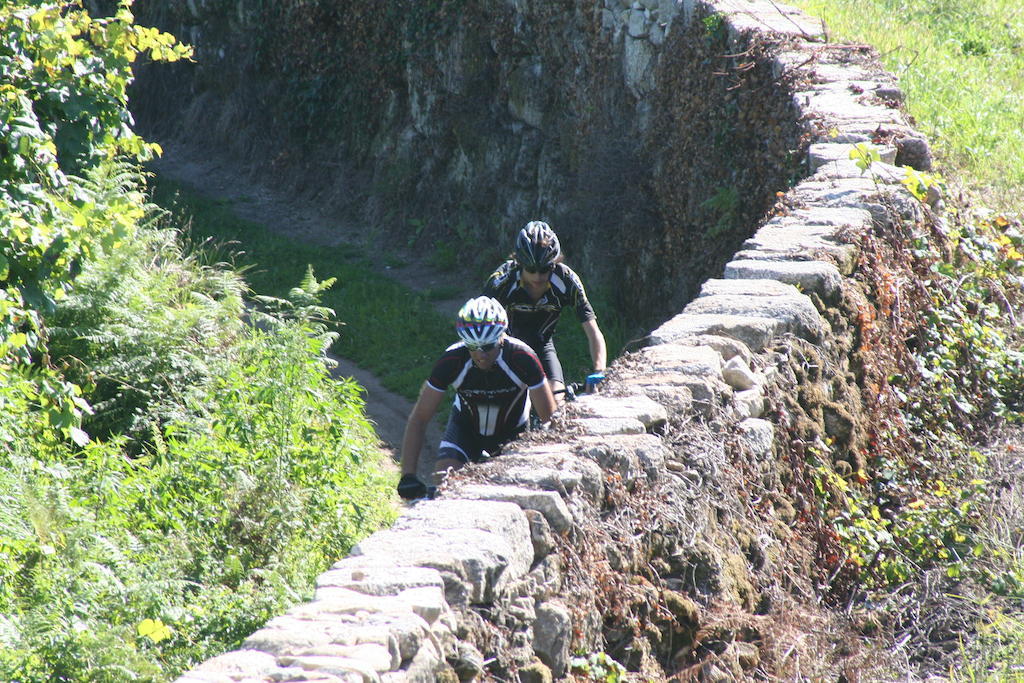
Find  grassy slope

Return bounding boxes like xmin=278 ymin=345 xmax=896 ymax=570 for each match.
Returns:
xmin=791 ymin=0 xmax=1024 ymax=212
xmin=149 ymin=177 xmax=451 ymax=400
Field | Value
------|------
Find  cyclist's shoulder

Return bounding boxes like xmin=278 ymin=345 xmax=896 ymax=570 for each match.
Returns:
xmin=501 ymin=336 xmax=545 ymax=372
xmin=550 ymin=263 xmax=586 ymax=292
xmin=485 ymin=259 xmax=517 ymax=285
xmin=434 ymin=342 xmax=472 ymax=368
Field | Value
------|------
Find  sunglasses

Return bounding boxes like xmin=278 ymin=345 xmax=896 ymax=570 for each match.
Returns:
xmin=465 ymin=341 xmax=498 ymax=352
xmin=522 ymin=265 xmax=553 ymax=274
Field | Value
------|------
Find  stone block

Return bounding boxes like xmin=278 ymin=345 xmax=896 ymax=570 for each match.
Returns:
xmin=283 ymin=642 xmax=398 ymax=672
xmin=714 ymin=0 xmax=825 ymax=42
xmin=733 ymin=386 xmax=765 ymax=419
xmin=307 ymin=584 xmax=446 ymax=629
xmin=576 ymin=416 xmax=647 ymax=435
xmin=722 ymin=356 xmax=757 ymax=391
xmin=699 ymin=278 xmax=801 ymax=298
xmin=277 ymin=653 xmax=384 ymax=679
xmin=812 ymin=158 xmax=909 ymax=184
xmin=635 ymin=342 xmax=723 ymax=378
xmin=179 ymin=650 xmax=277 ymax=680
xmin=671 ymin=334 xmax=752 ymax=363
xmin=624 ymin=35 xmax=656 ymax=97
xmin=350 ymin=525 xmax=532 ymax=605
xmin=788 ymin=176 xmax=887 ymax=208
xmin=785 ymin=206 xmax=874 ymax=229
xmin=451 ymin=483 xmax=574 ymax=532
xmin=649 ymin=313 xmax=780 ymax=351
xmin=621 ymin=381 xmax=694 ymax=416
xmin=571 ymin=393 xmax=668 ymax=429
xmin=243 ymin=621 xmax=336 ymax=656
xmin=724 ymin=258 xmax=843 ymax=299
xmin=394 ymin=499 xmax=529 ymax=538
xmin=793 ymin=88 xmax=904 ymax=125
xmin=406 ymin=637 xmax=447 ymax=680
xmin=481 ymin=447 xmax=605 ymax=502
xmin=618 ymin=374 xmax=726 ymax=417
xmin=533 ymin=601 xmax=572 ymax=677
xmin=319 ymin=563 xmax=444 ymax=597
xmin=683 ymin=293 xmax=825 ymax=343
xmin=737 ymin=418 xmax=774 ymax=458
xmin=808 ymin=141 xmax=896 ymax=172
xmin=522 ymin=508 xmax=555 ymax=560
xmin=895 ymin=134 xmax=933 ymax=171
xmin=739 ymin=222 xmax=859 ymax=273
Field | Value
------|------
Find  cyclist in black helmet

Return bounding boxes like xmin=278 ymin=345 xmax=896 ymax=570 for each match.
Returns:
xmin=397 ymin=296 xmax=556 ymax=500
xmin=483 ymin=221 xmax=607 ymax=405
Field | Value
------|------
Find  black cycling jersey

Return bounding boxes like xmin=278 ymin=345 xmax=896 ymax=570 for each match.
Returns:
xmin=482 ymin=261 xmax=596 ymax=351
xmin=427 ymin=336 xmax=546 ymax=440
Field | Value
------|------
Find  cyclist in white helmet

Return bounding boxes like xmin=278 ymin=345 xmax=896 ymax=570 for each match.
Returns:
xmin=483 ymin=220 xmax=607 ymax=405
xmin=397 ymin=296 xmax=556 ymax=500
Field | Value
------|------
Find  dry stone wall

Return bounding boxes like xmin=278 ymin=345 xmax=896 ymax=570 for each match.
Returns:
xmin=176 ymin=0 xmax=937 ymax=681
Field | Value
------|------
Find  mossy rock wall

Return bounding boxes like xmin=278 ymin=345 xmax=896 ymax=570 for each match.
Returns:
xmin=132 ymin=0 xmax=805 ymax=330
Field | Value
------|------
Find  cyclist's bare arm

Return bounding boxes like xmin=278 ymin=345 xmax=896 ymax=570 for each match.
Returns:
xmin=529 ymin=380 xmax=557 ymax=423
xmin=582 ymin=318 xmax=607 ymax=373
xmin=400 ymin=383 xmax=446 ymax=476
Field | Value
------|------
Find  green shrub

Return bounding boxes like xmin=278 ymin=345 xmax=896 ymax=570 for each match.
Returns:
xmin=47 ymin=217 xmax=247 ymax=447
xmin=0 ymin=276 xmax=396 ymax=681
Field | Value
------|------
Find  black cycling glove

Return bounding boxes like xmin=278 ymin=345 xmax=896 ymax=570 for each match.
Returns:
xmin=397 ymin=473 xmax=428 ymax=500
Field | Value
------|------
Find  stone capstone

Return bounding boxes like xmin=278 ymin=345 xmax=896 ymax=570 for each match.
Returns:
xmin=650 ymin=312 xmax=781 ymax=352
xmin=683 ymin=293 xmax=826 ymax=343
xmin=449 ymin=483 xmax=574 ymax=533
xmin=350 ymin=502 xmax=533 ymax=605
xmin=479 ymin=447 xmax=605 ymax=503
xmin=571 ymin=393 xmax=668 ymax=430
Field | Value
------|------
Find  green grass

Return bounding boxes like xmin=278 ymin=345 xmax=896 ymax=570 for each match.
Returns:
xmin=149 ymin=176 xmax=452 ymax=401
xmin=790 ymin=0 xmax=1024 ymax=212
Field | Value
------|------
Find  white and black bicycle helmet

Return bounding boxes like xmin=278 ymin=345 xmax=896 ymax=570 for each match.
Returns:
xmin=514 ymin=221 xmax=561 ymax=271
xmin=455 ymin=296 xmax=508 ymax=347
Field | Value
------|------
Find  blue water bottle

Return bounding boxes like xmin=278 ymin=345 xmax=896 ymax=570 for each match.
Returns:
xmin=584 ymin=372 xmax=605 ymax=394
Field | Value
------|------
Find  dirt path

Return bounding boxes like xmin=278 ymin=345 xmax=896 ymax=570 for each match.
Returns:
xmin=152 ymin=143 xmax=477 ymax=474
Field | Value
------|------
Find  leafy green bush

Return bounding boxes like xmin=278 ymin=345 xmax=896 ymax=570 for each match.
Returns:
xmin=1 ymin=276 xmax=396 ymax=681
xmin=1 ymin=1 xmax=190 ymax=440
xmin=47 ymin=209 xmax=247 ymax=446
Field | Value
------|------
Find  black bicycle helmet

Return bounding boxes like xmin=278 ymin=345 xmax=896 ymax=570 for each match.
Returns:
xmin=514 ymin=221 xmax=561 ymax=271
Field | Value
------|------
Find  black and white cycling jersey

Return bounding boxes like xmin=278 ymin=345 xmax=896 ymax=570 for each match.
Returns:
xmin=482 ymin=260 xmax=596 ymax=351
xmin=426 ymin=336 xmax=546 ymax=439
